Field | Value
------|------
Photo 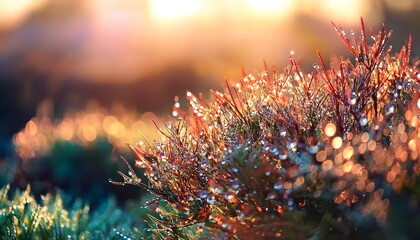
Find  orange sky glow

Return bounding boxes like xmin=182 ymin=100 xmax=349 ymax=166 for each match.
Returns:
xmin=0 ymin=0 xmax=417 ymax=83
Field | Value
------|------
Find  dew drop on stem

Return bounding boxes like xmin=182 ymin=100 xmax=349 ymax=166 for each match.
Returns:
xmin=280 ymin=129 xmax=286 ymax=137
xmin=279 ymin=153 xmax=287 ymax=160
xmin=207 ymin=194 xmax=216 ymax=204
xmin=274 ymin=183 xmax=283 ymax=190
xmin=270 ymin=146 xmax=279 ymax=155
xmin=386 ymin=104 xmax=395 ymax=115
xmin=396 ymin=79 xmax=403 ymax=90
xmin=200 ymin=191 xmax=208 ymax=199
xmin=359 ymin=115 xmax=368 ymax=126
xmin=349 ymin=92 xmax=357 ymax=105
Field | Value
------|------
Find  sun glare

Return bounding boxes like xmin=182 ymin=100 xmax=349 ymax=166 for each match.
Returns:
xmin=0 ymin=0 xmax=47 ymax=29
xmin=322 ymin=0 xmax=366 ymax=24
xmin=150 ymin=0 xmax=204 ymax=20
xmin=248 ymin=0 xmax=293 ymax=14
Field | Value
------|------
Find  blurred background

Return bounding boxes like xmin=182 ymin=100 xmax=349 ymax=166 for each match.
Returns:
xmin=0 ymin=0 xmax=418 ymax=208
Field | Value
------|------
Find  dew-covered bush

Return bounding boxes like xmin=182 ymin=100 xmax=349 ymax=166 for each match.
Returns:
xmin=112 ymin=19 xmax=420 ymax=239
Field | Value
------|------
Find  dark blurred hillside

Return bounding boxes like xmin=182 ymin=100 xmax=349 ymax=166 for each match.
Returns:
xmin=382 ymin=6 xmax=419 ymax=54
xmin=0 ymin=63 xmax=215 ymax=206
xmin=0 ymin=66 xmax=216 ymax=140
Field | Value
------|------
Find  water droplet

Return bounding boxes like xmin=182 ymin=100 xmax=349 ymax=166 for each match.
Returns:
xmin=207 ymin=194 xmax=216 ymax=204
xmin=232 ymin=182 xmax=240 ymax=189
xmin=265 ymin=171 xmax=271 ymax=176
xmin=396 ymin=79 xmax=403 ymax=90
xmin=232 ymin=167 xmax=239 ymax=173
xmin=200 ymin=191 xmax=208 ymax=199
xmin=268 ymin=193 xmax=276 ymax=200
xmin=225 ymin=192 xmax=235 ymax=201
xmin=312 ymin=63 xmax=319 ymax=69
xmin=128 ymin=171 xmax=133 ymax=176
xmin=279 ymin=153 xmax=287 ymax=160
xmin=325 ymin=123 xmax=337 ymax=137
xmin=359 ymin=115 xmax=368 ymax=126
xmin=108 ymin=178 xmax=113 ymax=183
xmin=279 ymin=129 xmax=287 ymax=137
xmin=287 ymin=141 xmax=297 ymax=151
xmin=290 ymin=50 xmax=295 ymax=56
xmin=386 ymin=104 xmax=395 ymax=115
xmin=201 ymin=159 xmax=207 ymax=168
xmin=308 ymin=145 xmax=319 ymax=154
xmin=210 ymin=184 xmax=223 ymax=194
xmin=274 ymin=183 xmax=283 ymax=190
xmin=349 ymin=92 xmax=357 ymax=105
xmin=270 ymin=146 xmax=279 ymax=155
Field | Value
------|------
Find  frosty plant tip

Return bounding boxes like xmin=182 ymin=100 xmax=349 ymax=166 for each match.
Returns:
xmin=111 ymin=18 xmax=419 ymax=239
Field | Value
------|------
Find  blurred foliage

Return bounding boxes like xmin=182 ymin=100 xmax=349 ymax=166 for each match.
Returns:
xmin=0 ymin=184 xmax=154 ymax=239
xmin=11 ymin=138 xmax=146 ymax=208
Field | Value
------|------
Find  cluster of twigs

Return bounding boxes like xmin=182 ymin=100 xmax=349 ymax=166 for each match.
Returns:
xmin=112 ymin=18 xmax=419 ymax=239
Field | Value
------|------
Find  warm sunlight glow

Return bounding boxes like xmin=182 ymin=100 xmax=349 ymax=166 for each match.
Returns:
xmin=151 ymin=0 xmax=204 ymax=20
xmin=248 ymin=0 xmax=293 ymax=15
xmin=322 ymin=0 xmax=365 ymax=24
xmin=0 ymin=0 xmax=47 ymax=29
